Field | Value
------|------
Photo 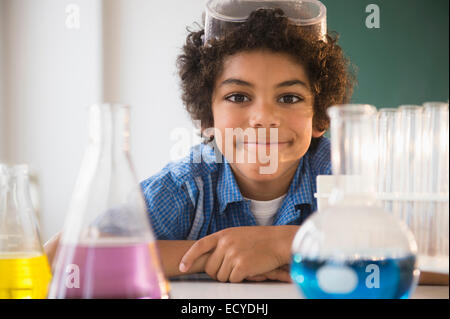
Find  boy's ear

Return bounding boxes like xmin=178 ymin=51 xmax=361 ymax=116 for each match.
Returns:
xmin=312 ymin=129 xmax=326 ymax=138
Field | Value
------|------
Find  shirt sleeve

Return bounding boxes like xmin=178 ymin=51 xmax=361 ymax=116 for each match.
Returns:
xmin=141 ymin=170 xmax=194 ymax=240
xmin=311 ymin=137 xmax=332 ymax=175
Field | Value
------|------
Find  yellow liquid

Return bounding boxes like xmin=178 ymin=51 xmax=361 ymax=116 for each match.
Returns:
xmin=0 ymin=253 xmax=52 ymax=299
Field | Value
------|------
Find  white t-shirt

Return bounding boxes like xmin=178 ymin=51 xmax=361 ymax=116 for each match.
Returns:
xmin=244 ymin=194 xmax=287 ymax=226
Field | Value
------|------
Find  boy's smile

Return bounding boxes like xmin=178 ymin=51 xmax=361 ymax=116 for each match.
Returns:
xmin=211 ymin=50 xmax=324 ymax=200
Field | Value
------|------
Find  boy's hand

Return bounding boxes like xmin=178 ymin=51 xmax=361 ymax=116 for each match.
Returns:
xmin=245 ymin=265 xmax=292 ymax=282
xmin=44 ymin=232 xmax=61 ymax=267
xmin=179 ymin=226 xmax=298 ymax=283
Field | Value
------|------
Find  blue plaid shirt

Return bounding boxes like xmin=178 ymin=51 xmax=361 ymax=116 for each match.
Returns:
xmin=141 ymin=137 xmax=331 ymax=240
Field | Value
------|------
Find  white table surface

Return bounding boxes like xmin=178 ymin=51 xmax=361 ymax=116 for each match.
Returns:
xmin=169 ymin=275 xmax=448 ymax=299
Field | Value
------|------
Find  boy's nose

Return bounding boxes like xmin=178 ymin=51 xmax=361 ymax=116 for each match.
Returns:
xmin=248 ymin=101 xmax=281 ymax=128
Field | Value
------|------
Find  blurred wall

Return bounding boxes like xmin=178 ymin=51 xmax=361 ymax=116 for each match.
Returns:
xmin=0 ymin=0 xmax=103 ymax=241
xmin=0 ymin=0 xmax=4 ymax=159
xmin=101 ymin=0 xmax=205 ymax=183
xmin=0 ymin=0 xmax=206 ymax=241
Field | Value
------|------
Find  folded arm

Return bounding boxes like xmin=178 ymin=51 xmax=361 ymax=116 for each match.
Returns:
xmin=43 ymin=233 xmax=209 ymax=278
xmin=44 ymin=229 xmax=449 ymax=285
xmin=179 ymin=225 xmax=298 ymax=283
xmin=156 ymin=240 xmax=210 ymax=278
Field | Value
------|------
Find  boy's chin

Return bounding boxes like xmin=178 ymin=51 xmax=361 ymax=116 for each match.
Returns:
xmin=233 ymin=162 xmax=283 ymax=181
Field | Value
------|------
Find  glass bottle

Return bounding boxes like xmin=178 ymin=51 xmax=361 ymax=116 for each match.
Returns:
xmin=290 ymin=104 xmax=419 ymax=299
xmin=48 ymin=104 xmax=169 ymax=299
xmin=0 ymin=164 xmax=52 ymax=299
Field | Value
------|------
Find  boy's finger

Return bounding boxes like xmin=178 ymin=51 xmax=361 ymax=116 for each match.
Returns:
xmin=229 ymin=261 xmax=251 ymax=283
xmin=216 ymin=257 xmax=234 ymax=282
xmin=245 ymin=275 xmax=267 ymax=282
xmin=44 ymin=231 xmax=61 ymax=248
xmin=266 ymin=269 xmax=292 ymax=283
xmin=204 ymin=249 xmax=225 ymax=280
xmin=180 ymin=234 xmax=218 ymax=272
xmin=247 ymin=268 xmax=292 ymax=283
xmin=44 ymin=232 xmax=61 ymax=265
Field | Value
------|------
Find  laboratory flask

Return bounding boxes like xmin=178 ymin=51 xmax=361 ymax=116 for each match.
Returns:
xmin=290 ymin=104 xmax=419 ymax=299
xmin=0 ymin=164 xmax=52 ymax=299
xmin=48 ymin=104 xmax=169 ymax=299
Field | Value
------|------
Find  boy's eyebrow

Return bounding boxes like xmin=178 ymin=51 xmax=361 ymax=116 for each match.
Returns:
xmin=276 ymin=79 xmax=309 ymax=89
xmin=219 ymin=78 xmax=309 ymax=89
xmin=219 ymin=78 xmax=254 ymax=88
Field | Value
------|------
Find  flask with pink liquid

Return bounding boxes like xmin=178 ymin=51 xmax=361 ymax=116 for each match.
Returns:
xmin=48 ymin=104 xmax=169 ymax=299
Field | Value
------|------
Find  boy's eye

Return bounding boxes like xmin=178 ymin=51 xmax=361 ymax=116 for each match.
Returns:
xmin=278 ymin=94 xmax=303 ymax=104
xmin=225 ymin=94 xmax=250 ymax=103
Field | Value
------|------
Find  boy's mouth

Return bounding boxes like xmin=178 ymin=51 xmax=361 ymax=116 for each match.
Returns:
xmin=240 ymin=141 xmax=292 ymax=150
xmin=243 ymin=142 xmax=289 ymax=145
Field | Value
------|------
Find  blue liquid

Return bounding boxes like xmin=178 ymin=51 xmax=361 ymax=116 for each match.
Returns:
xmin=290 ymin=254 xmax=418 ymax=299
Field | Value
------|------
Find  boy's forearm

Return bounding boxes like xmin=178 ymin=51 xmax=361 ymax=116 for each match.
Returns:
xmin=156 ymin=240 xmax=210 ymax=278
xmin=44 ymin=233 xmax=208 ymax=278
xmin=274 ymin=225 xmax=299 ymax=265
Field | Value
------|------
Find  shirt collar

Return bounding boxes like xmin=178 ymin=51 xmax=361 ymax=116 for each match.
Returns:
xmin=216 ymin=152 xmax=315 ymax=216
xmin=216 ymin=156 xmax=244 ymax=214
xmin=286 ymin=154 xmax=315 ymax=206
xmin=273 ymin=153 xmax=315 ymax=224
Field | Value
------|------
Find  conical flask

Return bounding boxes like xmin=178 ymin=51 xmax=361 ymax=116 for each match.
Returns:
xmin=290 ymin=105 xmax=419 ymax=299
xmin=0 ymin=164 xmax=52 ymax=299
xmin=48 ymin=103 xmax=169 ymax=299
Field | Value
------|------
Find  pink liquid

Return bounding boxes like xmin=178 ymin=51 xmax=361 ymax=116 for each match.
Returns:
xmin=49 ymin=242 xmax=167 ymax=299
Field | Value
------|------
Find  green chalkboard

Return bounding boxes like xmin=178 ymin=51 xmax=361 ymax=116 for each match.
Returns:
xmin=322 ymin=0 xmax=449 ymax=109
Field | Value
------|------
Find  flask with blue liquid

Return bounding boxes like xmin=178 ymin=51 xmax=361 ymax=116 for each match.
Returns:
xmin=290 ymin=104 xmax=420 ymax=299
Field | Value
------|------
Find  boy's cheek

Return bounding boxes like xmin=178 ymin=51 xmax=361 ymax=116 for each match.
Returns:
xmin=282 ymin=140 xmax=311 ymax=162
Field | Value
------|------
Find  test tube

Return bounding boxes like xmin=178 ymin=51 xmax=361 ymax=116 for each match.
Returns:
xmin=377 ymin=108 xmax=399 ymax=214
xmin=396 ymin=106 xmax=424 ymax=253
xmin=422 ymin=102 xmax=449 ymax=258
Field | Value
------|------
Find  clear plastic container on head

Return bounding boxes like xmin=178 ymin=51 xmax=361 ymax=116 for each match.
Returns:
xmin=204 ymin=0 xmax=327 ymax=45
xmin=48 ymin=104 xmax=169 ymax=299
xmin=0 ymin=164 xmax=52 ymax=299
xmin=290 ymin=104 xmax=420 ymax=299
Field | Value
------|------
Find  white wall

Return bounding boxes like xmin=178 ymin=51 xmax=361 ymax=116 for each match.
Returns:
xmin=102 ymin=0 xmax=207 ymax=180
xmin=0 ymin=0 xmax=208 ymax=241
xmin=1 ymin=0 xmax=103 ymax=241
xmin=0 ymin=1 xmax=4 ymax=159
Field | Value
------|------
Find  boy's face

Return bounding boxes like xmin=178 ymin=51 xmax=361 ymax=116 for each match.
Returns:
xmin=211 ymin=50 xmax=324 ymax=182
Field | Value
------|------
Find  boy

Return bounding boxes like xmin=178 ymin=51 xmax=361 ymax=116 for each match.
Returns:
xmin=46 ymin=6 xmax=355 ymax=283
xmin=142 ymin=7 xmax=354 ymax=282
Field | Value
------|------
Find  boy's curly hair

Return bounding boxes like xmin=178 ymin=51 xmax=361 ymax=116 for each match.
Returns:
xmin=177 ymin=8 xmax=356 ymax=140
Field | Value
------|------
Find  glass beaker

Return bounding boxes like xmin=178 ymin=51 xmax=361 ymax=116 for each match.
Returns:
xmin=290 ymin=104 xmax=419 ymax=299
xmin=48 ymin=104 xmax=169 ymax=299
xmin=0 ymin=164 xmax=52 ymax=299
